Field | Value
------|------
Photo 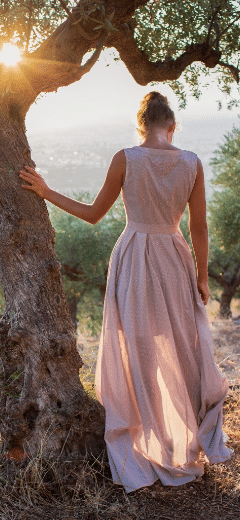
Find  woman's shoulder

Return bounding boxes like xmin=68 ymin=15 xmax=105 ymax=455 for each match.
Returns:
xmin=124 ymin=145 xmax=199 ymax=158
xmin=182 ymin=149 xmax=199 ymax=160
xmin=110 ymin=149 xmax=126 ymax=165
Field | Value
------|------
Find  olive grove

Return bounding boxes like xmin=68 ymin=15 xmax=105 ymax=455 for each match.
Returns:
xmin=50 ymin=193 xmax=125 ymax=331
xmin=208 ymin=124 xmax=240 ymax=318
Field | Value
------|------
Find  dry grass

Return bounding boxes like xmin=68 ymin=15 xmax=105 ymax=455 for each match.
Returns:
xmin=206 ymin=297 xmax=240 ymax=321
xmin=0 ymin=313 xmax=240 ymax=519
xmin=0 ymin=390 xmax=239 ymax=519
xmin=78 ymin=331 xmax=99 ymax=399
xmin=78 ymin=300 xmax=240 ymax=399
xmin=206 ymin=299 xmax=240 ymax=387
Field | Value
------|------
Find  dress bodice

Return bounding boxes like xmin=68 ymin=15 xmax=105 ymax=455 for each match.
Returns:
xmin=122 ymin=146 xmax=198 ymax=233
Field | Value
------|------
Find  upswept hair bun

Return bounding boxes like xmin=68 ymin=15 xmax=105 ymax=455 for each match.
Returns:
xmin=137 ymin=91 xmax=176 ymax=138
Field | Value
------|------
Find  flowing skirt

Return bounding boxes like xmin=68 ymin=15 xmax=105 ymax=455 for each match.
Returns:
xmin=95 ymin=225 xmax=233 ymax=493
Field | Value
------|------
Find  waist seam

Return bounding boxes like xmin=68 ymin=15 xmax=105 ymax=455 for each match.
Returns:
xmin=126 ymin=220 xmax=179 ymax=235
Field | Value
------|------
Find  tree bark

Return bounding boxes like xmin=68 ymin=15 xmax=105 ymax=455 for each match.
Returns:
xmin=66 ymin=295 xmax=79 ymax=331
xmin=0 ymin=108 xmax=105 ymax=460
xmin=208 ymin=263 xmax=240 ymax=319
xmin=219 ymin=287 xmax=235 ymax=318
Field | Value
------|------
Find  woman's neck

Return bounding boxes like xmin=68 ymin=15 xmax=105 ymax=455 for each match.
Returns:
xmin=139 ymin=127 xmax=178 ymax=150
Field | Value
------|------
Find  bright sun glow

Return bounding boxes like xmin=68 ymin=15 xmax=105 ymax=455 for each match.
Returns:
xmin=0 ymin=43 xmax=21 ymax=66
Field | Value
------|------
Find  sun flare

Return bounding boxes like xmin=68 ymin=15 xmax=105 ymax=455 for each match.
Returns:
xmin=0 ymin=43 xmax=21 ymax=66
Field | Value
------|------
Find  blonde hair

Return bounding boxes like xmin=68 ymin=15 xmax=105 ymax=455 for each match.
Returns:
xmin=137 ymin=91 xmax=176 ymax=138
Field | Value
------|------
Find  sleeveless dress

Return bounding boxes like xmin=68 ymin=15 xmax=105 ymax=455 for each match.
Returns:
xmin=94 ymin=146 xmax=233 ymax=493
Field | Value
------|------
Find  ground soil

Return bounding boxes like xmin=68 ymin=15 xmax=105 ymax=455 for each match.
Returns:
xmin=0 ymin=306 xmax=240 ymax=519
xmin=211 ymin=319 xmax=240 ymax=386
xmin=79 ymin=303 xmax=240 ymax=395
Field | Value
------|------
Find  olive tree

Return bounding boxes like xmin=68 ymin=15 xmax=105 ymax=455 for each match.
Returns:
xmin=50 ymin=193 xmax=125 ymax=329
xmin=208 ymin=124 xmax=240 ymax=317
xmin=1 ymin=0 xmax=240 ymax=461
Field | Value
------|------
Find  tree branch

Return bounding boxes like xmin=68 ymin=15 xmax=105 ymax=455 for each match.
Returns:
xmin=61 ymin=264 xmax=88 ymax=283
xmin=58 ymin=0 xmax=72 ymax=19
xmin=235 ymin=276 xmax=240 ymax=290
xmin=208 ymin=268 xmax=226 ymax=287
xmin=214 ymin=17 xmax=220 ymax=52
xmin=58 ymin=0 xmax=99 ymax=40
xmin=25 ymin=0 xmax=33 ymax=55
xmin=232 ymin=262 xmax=240 ymax=289
xmin=112 ymin=27 xmax=222 ymax=85
xmin=209 ymin=11 xmax=240 ymax=51
xmin=61 ymin=263 xmax=107 ymax=293
xmin=206 ymin=4 xmax=221 ymax=47
xmin=223 ymin=258 xmax=231 ymax=272
xmin=218 ymin=60 xmax=239 ymax=82
xmin=232 ymin=261 xmax=240 ymax=276
xmin=209 ymin=262 xmax=240 ymax=289
xmin=79 ymin=33 xmax=108 ymax=75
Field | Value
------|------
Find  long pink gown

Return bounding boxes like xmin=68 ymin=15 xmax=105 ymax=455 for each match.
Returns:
xmin=95 ymin=146 xmax=233 ymax=493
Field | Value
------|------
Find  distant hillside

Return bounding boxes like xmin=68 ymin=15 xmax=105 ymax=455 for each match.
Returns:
xmin=174 ymin=115 xmax=239 ymax=198
xmin=27 ymin=116 xmax=239 ymax=199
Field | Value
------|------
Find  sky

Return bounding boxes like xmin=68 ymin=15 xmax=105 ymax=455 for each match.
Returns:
xmin=25 ymin=49 xmax=240 ymax=135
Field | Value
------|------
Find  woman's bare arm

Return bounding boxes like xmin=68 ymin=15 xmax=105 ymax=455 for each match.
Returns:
xmin=188 ymin=157 xmax=209 ymax=305
xmin=19 ymin=150 xmax=126 ymax=225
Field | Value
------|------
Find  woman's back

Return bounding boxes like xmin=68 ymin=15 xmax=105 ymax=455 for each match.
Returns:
xmin=122 ymin=146 xmax=197 ymax=231
xmin=95 ymin=141 xmax=232 ymax=493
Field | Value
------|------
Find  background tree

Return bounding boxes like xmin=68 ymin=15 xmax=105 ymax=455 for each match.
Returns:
xmin=1 ymin=0 xmax=240 ymax=461
xmin=208 ymin=243 xmax=240 ymax=318
xmin=180 ymin=131 xmax=240 ymax=319
xmin=49 ymin=193 xmax=125 ymax=331
xmin=208 ymin=123 xmax=240 ymax=318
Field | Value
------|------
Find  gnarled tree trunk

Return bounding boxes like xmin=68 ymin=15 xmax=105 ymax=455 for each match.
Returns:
xmin=209 ymin=262 xmax=240 ymax=319
xmin=0 ymin=108 xmax=105 ymax=460
xmin=219 ymin=290 xmax=234 ymax=318
xmin=219 ymin=285 xmax=238 ymax=319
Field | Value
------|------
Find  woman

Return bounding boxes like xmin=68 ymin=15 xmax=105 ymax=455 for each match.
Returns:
xmin=19 ymin=92 xmax=232 ymax=493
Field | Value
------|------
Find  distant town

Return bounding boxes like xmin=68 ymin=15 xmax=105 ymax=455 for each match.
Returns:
xmin=27 ymin=116 xmax=238 ymax=200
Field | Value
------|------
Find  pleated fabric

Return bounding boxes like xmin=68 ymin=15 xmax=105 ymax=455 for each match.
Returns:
xmin=95 ymin=146 xmax=233 ymax=493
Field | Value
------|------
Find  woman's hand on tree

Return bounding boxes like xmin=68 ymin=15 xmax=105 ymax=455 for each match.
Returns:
xmin=197 ymin=279 xmax=210 ymax=306
xmin=19 ymin=165 xmax=49 ymax=199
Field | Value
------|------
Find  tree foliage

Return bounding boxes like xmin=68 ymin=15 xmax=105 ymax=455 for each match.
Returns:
xmin=1 ymin=1 xmax=240 ymax=107
xmin=207 ymin=123 xmax=240 ymax=315
xmin=209 ymin=122 xmax=240 ymax=257
xmin=134 ymin=0 xmax=240 ymax=107
xmin=50 ymin=191 xmax=125 ymax=285
xmin=48 ymin=192 xmax=126 ymax=333
xmin=0 ymin=0 xmax=68 ymax=52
